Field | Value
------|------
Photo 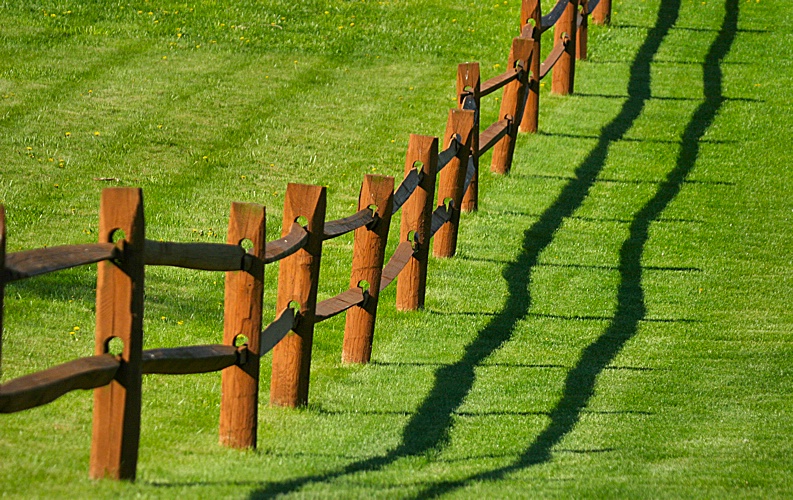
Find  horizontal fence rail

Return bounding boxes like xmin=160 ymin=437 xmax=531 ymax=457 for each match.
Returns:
xmin=0 ymin=0 xmax=610 ymax=481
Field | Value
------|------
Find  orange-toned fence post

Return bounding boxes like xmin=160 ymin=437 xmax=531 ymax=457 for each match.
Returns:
xmin=591 ymin=0 xmax=611 ymax=25
xmin=270 ymin=184 xmax=326 ymax=407
xmin=457 ymin=63 xmax=481 ymax=213
xmin=342 ymin=174 xmax=394 ymax=364
xmin=434 ymin=109 xmax=475 ymax=258
xmin=0 ymin=206 xmax=5 ymax=375
xmin=577 ymin=0 xmax=589 ymax=60
xmin=396 ymin=134 xmax=438 ymax=311
xmin=90 ymin=187 xmax=145 ymax=481
xmin=219 ymin=202 xmax=266 ymax=448
xmin=492 ymin=37 xmax=535 ymax=175
xmin=551 ymin=0 xmax=579 ymax=95
xmin=520 ymin=0 xmax=542 ymax=133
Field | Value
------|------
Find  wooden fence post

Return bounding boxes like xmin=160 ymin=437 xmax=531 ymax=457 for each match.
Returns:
xmin=0 ymin=206 xmax=5 ymax=376
xmin=577 ymin=0 xmax=589 ymax=60
xmin=457 ymin=63 xmax=481 ymax=213
xmin=434 ymin=109 xmax=475 ymax=258
xmin=342 ymin=175 xmax=394 ymax=364
xmin=270 ymin=184 xmax=326 ymax=408
xmin=90 ymin=187 xmax=145 ymax=481
xmin=551 ymin=0 xmax=578 ymax=95
xmin=492 ymin=37 xmax=534 ymax=175
xmin=396 ymin=134 xmax=438 ymax=311
xmin=219 ymin=202 xmax=266 ymax=449
xmin=591 ymin=0 xmax=611 ymax=25
xmin=520 ymin=0 xmax=542 ymax=133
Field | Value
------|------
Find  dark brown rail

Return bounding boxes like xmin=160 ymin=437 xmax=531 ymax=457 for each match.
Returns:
xmin=315 ymin=287 xmax=366 ymax=323
xmin=379 ymin=241 xmax=415 ymax=292
xmin=141 ymin=345 xmax=243 ymax=374
xmin=392 ymin=168 xmax=423 ymax=214
xmin=144 ymin=240 xmax=246 ymax=271
xmin=539 ymin=0 xmax=569 ymax=33
xmin=437 ymin=135 xmax=463 ymax=173
xmin=540 ymin=38 xmax=569 ymax=80
xmin=323 ymin=209 xmax=375 ymax=241
xmin=430 ymin=203 xmax=455 ymax=237
xmin=478 ymin=119 xmax=511 ymax=156
xmin=260 ymin=307 xmax=296 ymax=355
xmin=479 ymin=68 xmax=522 ymax=98
xmin=3 ymin=243 xmax=118 ymax=282
xmin=0 ymin=354 xmax=120 ymax=414
xmin=263 ymin=222 xmax=309 ymax=264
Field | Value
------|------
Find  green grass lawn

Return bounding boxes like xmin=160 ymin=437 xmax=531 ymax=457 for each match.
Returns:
xmin=2 ymin=0 xmax=792 ymax=497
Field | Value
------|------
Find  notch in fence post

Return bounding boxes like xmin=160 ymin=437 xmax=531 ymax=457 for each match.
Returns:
xmin=520 ymin=0 xmax=542 ymax=133
xmin=396 ymin=134 xmax=438 ymax=311
xmin=577 ymin=0 xmax=588 ymax=60
xmin=219 ymin=202 xmax=266 ymax=449
xmin=90 ymin=187 xmax=145 ymax=481
xmin=492 ymin=37 xmax=534 ymax=175
xmin=551 ymin=0 xmax=578 ymax=95
xmin=434 ymin=109 xmax=475 ymax=258
xmin=342 ymin=174 xmax=394 ymax=364
xmin=457 ymin=63 xmax=481 ymax=213
xmin=270 ymin=183 xmax=326 ymax=408
xmin=0 ymin=206 xmax=5 ymax=377
xmin=591 ymin=0 xmax=611 ymax=25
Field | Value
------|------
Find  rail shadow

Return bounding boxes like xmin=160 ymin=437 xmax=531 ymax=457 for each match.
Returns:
xmin=412 ymin=0 xmax=738 ymax=495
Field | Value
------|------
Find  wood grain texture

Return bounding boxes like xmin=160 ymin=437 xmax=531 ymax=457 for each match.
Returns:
xmin=263 ymin=222 xmax=308 ymax=264
xmin=343 ymin=174 xmax=394 ymax=364
xmin=315 ymin=287 xmax=365 ymax=323
xmin=90 ymin=187 xmax=145 ymax=481
xmin=379 ymin=241 xmax=415 ymax=292
xmin=520 ymin=0 xmax=542 ymax=133
xmin=142 ymin=345 xmax=240 ymax=375
xmin=590 ymin=0 xmax=610 ymax=25
xmin=434 ymin=109 xmax=475 ymax=258
xmin=144 ymin=240 xmax=247 ymax=271
xmin=260 ymin=307 xmax=297 ymax=356
xmin=219 ymin=202 xmax=266 ymax=449
xmin=551 ymin=0 xmax=578 ymax=95
xmin=396 ymin=135 xmax=437 ymax=311
xmin=457 ymin=63 xmax=481 ymax=213
xmin=540 ymin=38 xmax=568 ymax=80
xmin=479 ymin=69 xmax=521 ymax=98
xmin=323 ymin=208 xmax=375 ymax=240
xmin=4 ymin=243 xmax=118 ymax=282
xmin=492 ymin=37 xmax=534 ymax=175
xmin=0 ymin=355 xmax=120 ymax=413
xmin=479 ymin=119 xmax=511 ymax=155
xmin=0 ymin=205 xmax=5 ymax=374
xmin=577 ymin=0 xmax=588 ymax=60
xmin=270 ymin=184 xmax=326 ymax=408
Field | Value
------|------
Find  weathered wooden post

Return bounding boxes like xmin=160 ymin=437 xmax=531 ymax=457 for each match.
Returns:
xmin=520 ymin=0 xmax=542 ymax=133
xmin=270 ymin=184 xmax=326 ymax=408
xmin=577 ymin=0 xmax=589 ymax=60
xmin=492 ymin=37 xmax=535 ymax=175
xmin=433 ymin=109 xmax=475 ymax=258
xmin=591 ymin=0 xmax=611 ymax=25
xmin=0 ymin=206 xmax=5 ymax=376
xmin=219 ymin=202 xmax=266 ymax=448
xmin=342 ymin=175 xmax=394 ymax=364
xmin=457 ymin=63 xmax=481 ymax=213
xmin=396 ymin=134 xmax=438 ymax=311
xmin=551 ymin=0 xmax=578 ymax=95
xmin=90 ymin=187 xmax=145 ymax=480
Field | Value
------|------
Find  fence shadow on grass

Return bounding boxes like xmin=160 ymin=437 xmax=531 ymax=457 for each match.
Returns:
xmin=411 ymin=0 xmax=738 ymax=496
xmin=245 ymin=0 xmax=688 ymax=496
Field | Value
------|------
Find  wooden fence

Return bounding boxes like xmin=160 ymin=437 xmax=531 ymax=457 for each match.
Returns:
xmin=0 ymin=0 xmax=611 ymax=481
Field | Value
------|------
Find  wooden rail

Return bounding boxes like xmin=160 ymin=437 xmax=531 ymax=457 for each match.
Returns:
xmin=0 ymin=0 xmax=607 ymax=481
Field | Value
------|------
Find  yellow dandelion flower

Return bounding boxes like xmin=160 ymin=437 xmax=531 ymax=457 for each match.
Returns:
xmin=177 ymin=321 xmax=184 ymax=325
xmin=65 ymin=131 xmax=71 ymax=137
xmin=94 ymin=131 xmax=100 ymax=136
